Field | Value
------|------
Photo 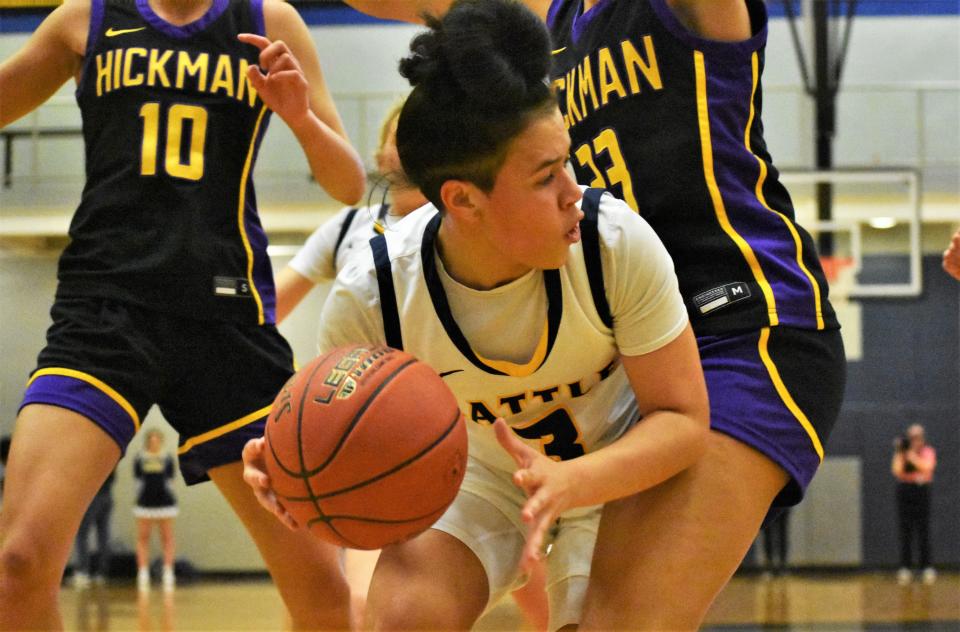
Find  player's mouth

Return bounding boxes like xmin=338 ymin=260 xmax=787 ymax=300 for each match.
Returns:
xmin=566 ymin=222 xmax=581 ymax=244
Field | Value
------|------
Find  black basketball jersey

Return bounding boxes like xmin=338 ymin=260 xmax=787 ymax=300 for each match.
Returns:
xmin=60 ymin=0 xmax=276 ymax=324
xmin=547 ymin=0 xmax=838 ymax=336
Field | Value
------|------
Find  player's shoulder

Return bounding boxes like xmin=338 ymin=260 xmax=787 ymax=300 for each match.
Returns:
xmin=578 ymin=187 xmax=658 ymax=248
xmin=335 ymin=204 xmax=440 ymax=290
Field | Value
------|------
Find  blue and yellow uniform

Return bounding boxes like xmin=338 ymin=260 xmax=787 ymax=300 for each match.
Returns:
xmin=19 ymin=0 xmax=294 ymax=484
xmin=547 ymin=0 xmax=845 ymax=504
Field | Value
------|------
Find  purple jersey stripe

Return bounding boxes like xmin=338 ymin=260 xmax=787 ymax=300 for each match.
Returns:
xmin=251 ymin=0 xmax=265 ymax=37
xmin=20 ymin=374 xmax=138 ymax=451
xmin=702 ymin=57 xmax=823 ymax=330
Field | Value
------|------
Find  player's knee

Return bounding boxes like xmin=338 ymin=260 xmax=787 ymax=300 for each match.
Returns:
xmin=0 ymin=538 xmax=54 ymax=590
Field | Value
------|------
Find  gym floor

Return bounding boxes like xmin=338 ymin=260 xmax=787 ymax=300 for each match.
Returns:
xmin=60 ymin=571 xmax=960 ymax=631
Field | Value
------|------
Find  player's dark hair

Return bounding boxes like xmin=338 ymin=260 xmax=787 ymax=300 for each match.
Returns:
xmin=396 ymin=0 xmax=555 ymax=208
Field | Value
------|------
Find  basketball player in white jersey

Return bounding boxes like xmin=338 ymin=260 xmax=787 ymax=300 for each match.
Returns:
xmin=243 ymin=1 xmax=708 ymax=629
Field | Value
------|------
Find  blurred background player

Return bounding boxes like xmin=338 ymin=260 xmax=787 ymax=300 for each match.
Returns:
xmin=70 ymin=468 xmax=115 ymax=589
xmin=0 ymin=0 xmax=366 ymax=626
xmin=132 ymin=430 xmax=178 ymax=592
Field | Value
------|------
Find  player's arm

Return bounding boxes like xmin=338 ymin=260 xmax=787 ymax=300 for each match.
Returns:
xmin=245 ymin=0 xmax=366 ymax=205
xmin=665 ymin=0 xmax=752 ymax=42
xmin=0 ymin=0 xmax=87 ymax=128
xmin=341 ymin=0 xmax=550 ymax=23
xmin=943 ymin=228 xmax=960 ymax=281
xmin=495 ymin=327 xmax=709 ymax=568
xmin=275 ymin=267 xmax=316 ymax=324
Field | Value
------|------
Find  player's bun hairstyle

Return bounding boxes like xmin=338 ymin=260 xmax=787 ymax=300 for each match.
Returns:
xmin=396 ymin=0 xmax=555 ymax=208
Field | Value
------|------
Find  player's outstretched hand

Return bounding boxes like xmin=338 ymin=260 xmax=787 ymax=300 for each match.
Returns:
xmin=493 ymin=418 xmax=576 ymax=572
xmin=943 ymin=228 xmax=960 ymax=281
xmin=242 ymin=437 xmax=300 ymax=530
xmin=238 ymin=33 xmax=311 ymax=128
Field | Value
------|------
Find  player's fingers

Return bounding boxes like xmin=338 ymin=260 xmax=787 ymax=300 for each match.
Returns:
xmin=237 ymin=33 xmax=270 ymax=51
xmin=245 ymin=64 xmax=267 ymax=91
xmin=521 ymin=513 xmax=552 ymax=573
xmin=494 ymin=418 xmax=535 ymax=468
xmin=273 ymin=499 xmax=300 ymax=531
xmin=256 ymin=40 xmax=295 ymax=72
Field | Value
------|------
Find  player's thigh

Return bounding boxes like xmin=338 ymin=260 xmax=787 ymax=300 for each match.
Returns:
xmin=208 ymin=461 xmax=351 ymax=621
xmin=698 ymin=326 xmax=845 ymax=507
xmin=0 ymin=405 xmax=120 ymax=577
xmin=159 ymin=320 xmax=294 ymax=486
xmin=366 ymin=528 xmax=490 ymax=630
xmin=581 ymin=430 xmax=789 ymax=631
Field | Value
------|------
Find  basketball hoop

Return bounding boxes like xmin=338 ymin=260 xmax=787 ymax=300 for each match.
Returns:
xmin=819 ymin=255 xmax=854 ymax=285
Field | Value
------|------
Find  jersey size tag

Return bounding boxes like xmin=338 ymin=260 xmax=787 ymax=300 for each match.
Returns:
xmin=692 ymin=282 xmax=752 ymax=315
xmin=213 ymin=277 xmax=253 ymax=298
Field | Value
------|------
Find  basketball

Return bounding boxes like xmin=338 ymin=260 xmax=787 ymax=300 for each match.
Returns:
xmin=263 ymin=344 xmax=467 ymax=549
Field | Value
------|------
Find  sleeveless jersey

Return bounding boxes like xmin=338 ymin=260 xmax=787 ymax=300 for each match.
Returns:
xmin=288 ymin=203 xmax=392 ymax=282
xmin=317 ymin=189 xmax=688 ymax=477
xmin=61 ymin=0 xmax=276 ymax=324
xmin=547 ymin=0 xmax=839 ymax=336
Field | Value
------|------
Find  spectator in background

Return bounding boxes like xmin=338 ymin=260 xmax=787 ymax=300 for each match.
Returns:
xmin=71 ymin=469 xmax=116 ymax=589
xmin=133 ymin=430 xmax=178 ymax=592
xmin=0 ymin=435 xmax=10 ymax=499
xmin=891 ymin=424 xmax=937 ymax=585
xmin=760 ymin=508 xmax=792 ymax=579
xmin=943 ymin=228 xmax=960 ymax=280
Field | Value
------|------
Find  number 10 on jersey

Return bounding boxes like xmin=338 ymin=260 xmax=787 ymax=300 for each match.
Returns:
xmin=139 ymin=103 xmax=208 ymax=181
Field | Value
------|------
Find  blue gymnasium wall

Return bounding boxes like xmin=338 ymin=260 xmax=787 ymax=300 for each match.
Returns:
xmin=829 ymin=255 xmax=960 ymax=568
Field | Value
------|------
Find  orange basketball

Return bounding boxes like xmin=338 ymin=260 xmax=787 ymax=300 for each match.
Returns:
xmin=264 ymin=344 xmax=467 ymax=549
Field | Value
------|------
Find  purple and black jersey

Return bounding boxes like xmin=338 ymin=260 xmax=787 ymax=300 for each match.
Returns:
xmin=60 ymin=0 xmax=276 ymax=325
xmin=547 ymin=0 xmax=839 ymax=336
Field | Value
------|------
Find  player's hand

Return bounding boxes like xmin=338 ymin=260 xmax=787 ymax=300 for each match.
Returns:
xmin=493 ymin=418 xmax=575 ymax=572
xmin=238 ymin=34 xmax=311 ymax=128
xmin=943 ymin=228 xmax=960 ymax=281
xmin=241 ymin=437 xmax=300 ymax=530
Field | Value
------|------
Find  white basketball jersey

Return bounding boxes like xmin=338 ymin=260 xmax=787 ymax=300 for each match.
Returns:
xmin=319 ymin=188 xmax=687 ymax=477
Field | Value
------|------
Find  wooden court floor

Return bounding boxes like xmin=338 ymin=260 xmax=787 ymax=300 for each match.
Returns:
xmin=59 ymin=571 xmax=959 ymax=631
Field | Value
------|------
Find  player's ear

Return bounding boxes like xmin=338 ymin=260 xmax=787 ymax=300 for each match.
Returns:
xmin=439 ymin=179 xmax=483 ymax=222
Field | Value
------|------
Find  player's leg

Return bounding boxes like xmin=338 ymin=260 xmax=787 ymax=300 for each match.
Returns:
xmin=581 ymin=430 xmax=788 ymax=630
xmin=0 ymin=405 xmax=120 ymax=630
xmin=366 ymin=468 xmax=529 ymax=630
xmin=93 ymin=495 xmax=113 ymax=582
xmin=365 ymin=530 xmax=489 ymax=630
xmin=581 ymin=326 xmax=844 ymax=630
xmin=209 ymin=461 xmax=353 ymax=630
xmin=344 ymin=548 xmax=380 ymax=628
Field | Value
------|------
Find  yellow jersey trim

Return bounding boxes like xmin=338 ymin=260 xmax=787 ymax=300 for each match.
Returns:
xmin=177 ymin=403 xmax=272 ymax=456
xmin=757 ymin=327 xmax=824 ymax=461
xmin=27 ymin=368 xmax=141 ymax=432
xmin=473 ymin=319 xmax=550 ymax=378
xmin=694 ymin=51 xmax=778 ymax=327
xmin=238 ymin=105 xmax=269 ymax=325
xmin=744 ymin=53 xmax=824 ymax=330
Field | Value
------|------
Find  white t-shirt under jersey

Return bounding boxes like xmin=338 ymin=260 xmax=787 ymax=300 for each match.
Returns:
xmin=317 ymin=189 xmax=687 ymax=474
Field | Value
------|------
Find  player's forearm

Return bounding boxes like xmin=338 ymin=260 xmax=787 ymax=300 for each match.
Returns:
xmin=564 ymin=410 xmax=708 ymax=508
xmin=288 ymin=111 xmax=367 ymax=205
